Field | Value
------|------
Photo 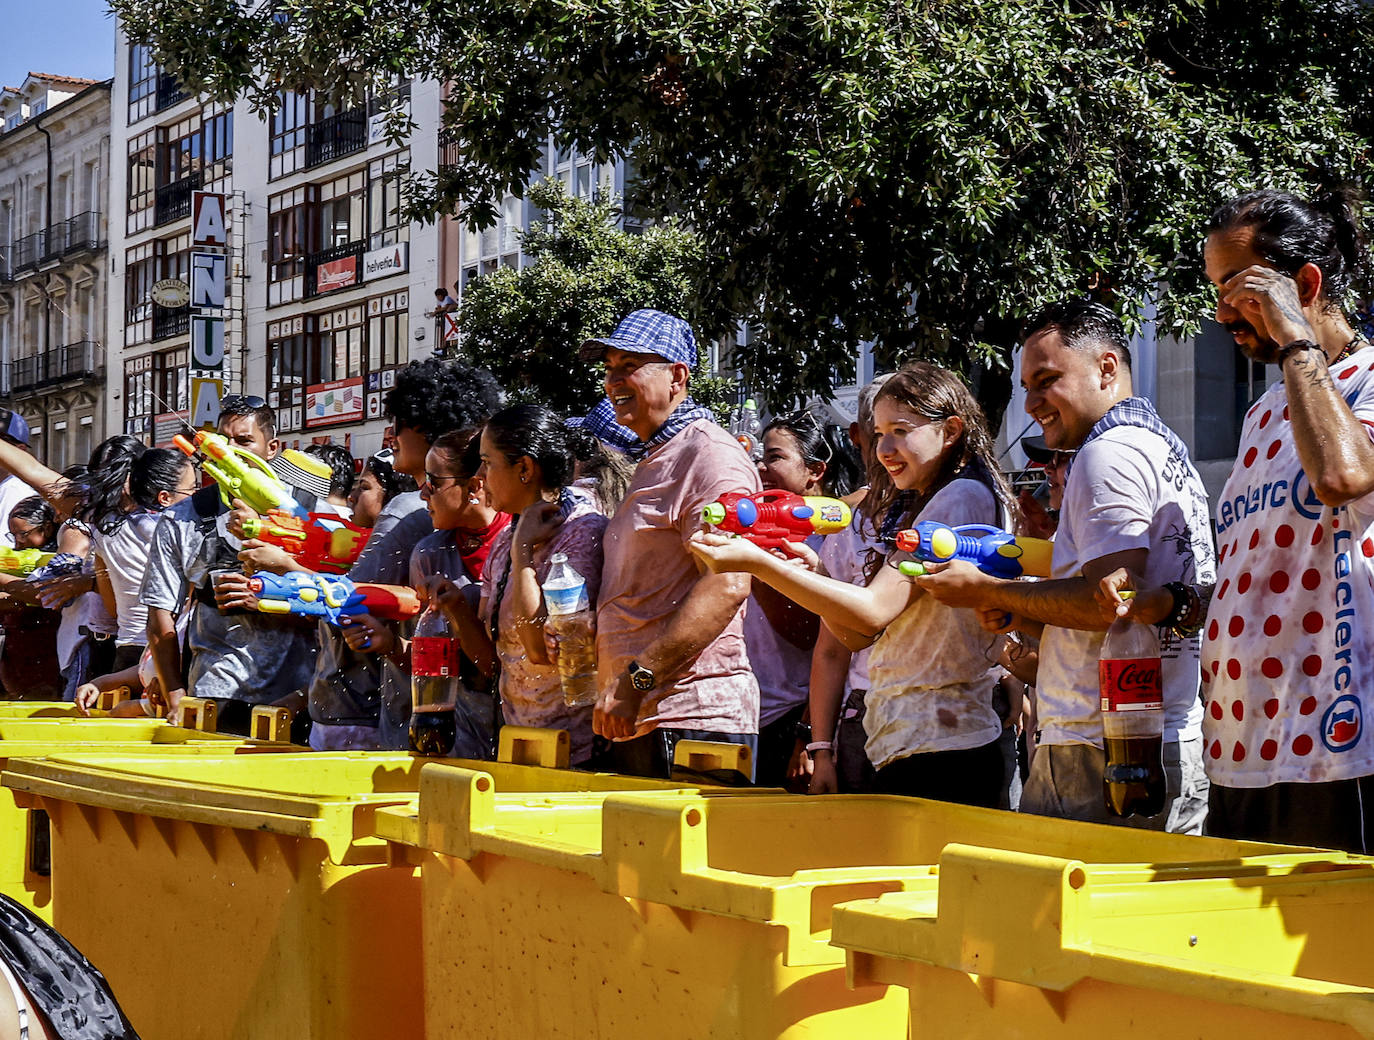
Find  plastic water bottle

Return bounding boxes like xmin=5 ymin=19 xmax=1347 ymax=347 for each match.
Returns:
xmin=731 ymin=398 xmax=763 ymax=461
xmin=1098 ymin=616 xmax=1166 ymax=818
xmin=410 ymin=603 xmax=459 ymax=756
xmin=541 ymin=553 xmax=598 ymax=707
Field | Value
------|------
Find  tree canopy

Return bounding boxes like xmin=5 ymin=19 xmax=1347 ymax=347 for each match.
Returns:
xmin=116 ymin=0 xmax=1374 ymax=413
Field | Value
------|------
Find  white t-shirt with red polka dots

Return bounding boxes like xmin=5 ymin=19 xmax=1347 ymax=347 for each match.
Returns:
xmin=1204 ymin=347 xmax=1374 ymax=787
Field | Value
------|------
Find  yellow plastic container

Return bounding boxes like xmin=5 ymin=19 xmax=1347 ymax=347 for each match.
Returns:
xmin=0 ymin=701 xmax=90 ymax=719
xmin=0 ymin=752 xmax=725 ymax=1040
xmin=387 ymin=781 xmax=1348 ymax=1040
xmin=832 ymin=842 xmax=1374 ymax=1039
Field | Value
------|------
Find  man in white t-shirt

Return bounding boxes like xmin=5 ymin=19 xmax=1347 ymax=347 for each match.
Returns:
xmin=0 ymin=410 xmax=37 ymax=549
xmin=918 ymin=299 xmax=1214 ymax=832
xmin=1109 ymin=190 xmax=1374 ymax=853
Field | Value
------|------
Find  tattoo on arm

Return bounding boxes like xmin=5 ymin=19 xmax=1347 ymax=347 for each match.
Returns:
xmin=1291 ymin=350 xmax=1335 ymax=391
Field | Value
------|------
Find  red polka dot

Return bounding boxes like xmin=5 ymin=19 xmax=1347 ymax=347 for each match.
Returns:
xmin=1200 ymin=670 xmax=1211 ymax=685
xmin=1340 ymin=365 xmax=1359 ymax=380
xmin=1261 ymin=658 xmax=1283 ymax=679
xmin=1275 ymin=525 xmax=1295 ymax=548
xmin=1238 ymin=572 xmax=1253 ymax=594
xmin=1209 ymin=700 xmax=1223 ymax=720
xmin=1232 ymin=741 xmax=1248 ymax=761
xmin=1211 ymin=659 xmax=1221 ymax=677
xmin=1302 ymin=658 xmax=1322 ymax=679
xmin=1302 ymin=568 xmax=1321 ymax=590
xmin=1293 ymin=735 xmax=1314 ymax=756
xmin=1231 ymin=700 xmax=1245 ymax=720
xmin=1269 ymin=572 xmax=1289 ymax=594
xmin=1228 ymin=616 xmax=1245 ymax=637
xmin=1227 ymin=659 xmax=1242 ymax=680
xmin=1249 ymin=530 xmax=1262 ymax=550
xmin=1260 ymin=739 xmax=1279 ymax=761
xmin=1311 ymin=525 xmax=1324 ymax=546
xmin=1263 ymin=698 xmax=1280 ymax=719
xmin=1230 ymin=539 xmax=1240 ymax=558
xmin=1209 ymin=740 xmax=1223 ymax=759
xmin=1333 ymin=517 xmax=1341 ymax=528
xmin=1300 ymin=694 xmax=1319 ymax=714
xmin=1263 ymin=614 xmax=1282 ymax=636
xmin=1266 ymin=439 xmax=1283 ymax=459
xmin=1208 ymin=619 xmax=1220 ymax=640
xmin=1364 ymin=538 xmax=1374 ymax=558
xmin=1303 ymin=611 xmax=1324 ymax=634
xmin=1243 ymin=446 xmax=1258 ymax=467
xmin=1219 ymin=543 xmax=1229 ymax=563
xmin=1283 ymin=406 xmax=1290 ymax=420
xmin=1218 ymin=579 xmax=1230 ymax=601
xmin=1259 ymin=410 xmax=1272 ymax=429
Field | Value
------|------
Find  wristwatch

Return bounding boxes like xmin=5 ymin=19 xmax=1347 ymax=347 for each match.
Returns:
xmin=627 ymin=660 xmax=656 ymax=692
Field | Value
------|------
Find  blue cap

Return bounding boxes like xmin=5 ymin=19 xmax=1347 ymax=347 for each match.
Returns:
xmin=579 ymin=309 xmax=696 ymax=366
xmin=0 ymin=408 xmax=30 ymax=446
xmin=566 ymin=397 xmax=639 ymax=454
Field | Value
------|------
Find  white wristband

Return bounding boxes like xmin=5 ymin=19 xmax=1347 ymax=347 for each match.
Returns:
xmin=805 ymin=740 xmax=834 ymax=754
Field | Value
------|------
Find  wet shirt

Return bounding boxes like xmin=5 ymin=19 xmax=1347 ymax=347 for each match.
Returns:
xmin=596 ymin=418 xmax=761 ymax=736
xmin=864 ymin=479 xmax=1006 ymax=768
xmin=1036 ymin=423 xmax=1214 ymax=749
xmin=1204 ymin=348 xmax=1374 ymax=787
xmin=138 ymin=491 xmax=317 ymax=703
xmin=481 ymin=493 xmax=607 ymax=764
xmin=91 ymin=511 xmax=161 ymax=646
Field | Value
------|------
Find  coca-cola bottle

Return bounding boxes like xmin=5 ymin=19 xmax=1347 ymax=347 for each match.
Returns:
xmin=1098 ymin=617 xmax=1166 ymax=818
xmin=410 ymin=603 xmax=459 ymax=756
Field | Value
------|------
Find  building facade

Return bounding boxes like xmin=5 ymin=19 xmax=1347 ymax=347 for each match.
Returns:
xmin=0 ymin=74 xmax=111 ymax=469
xmin=108 ymin=24 xmax=445 ymax=462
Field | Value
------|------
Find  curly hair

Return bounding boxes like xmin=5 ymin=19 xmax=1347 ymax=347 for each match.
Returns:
xmin=383 ymin=358 xmax=503 ymax=445
xmin=305 ymin=443 xmax=356 ymax=498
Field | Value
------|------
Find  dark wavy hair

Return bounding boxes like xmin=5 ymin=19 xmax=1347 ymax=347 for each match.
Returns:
xmin=75 ymin=434 xmax=147 ymax=534
xmin=10 ymin=496 xmax=58 ymax=549
xmin=763 ymin=410 xmax=863 ymax=498
xmin=129 ymin=449 xmax=193 ymax=512
xmin=383 ymin=359 xmax=503 ymax=445
xmin=429 ymin=428 xmax=483 ymax=482
xmin=364 ymin=449 xmax=417 ymax=502
xmin=305 ymin=443 xmax=356 ymax=498
xmin=1207 ymin=187 xmax=1370 ymax=312
xmin=565 ymin=426 xmax=635 ymax=516
xmin=483 ymin=404 xmax=575 ymax=491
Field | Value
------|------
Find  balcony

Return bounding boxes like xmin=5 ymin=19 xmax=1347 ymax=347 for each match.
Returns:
xmin=155 ymin=72 xmax=189 ymax=112
xmin=10 ymin=211 xmax=107 ymax=275
xmin=304 ymin=240 xmax=364 ymax=298
xmin=8 ymin=341 xmax=103 ymax=395
xmin=154 ymin=171 xmax=201 ymax=227
xmin=56 ymin=211 xmax=104 ymax=254
xmin=305 ymin=108 xmax=366 ymax=169
xmin=152 ymin=304 xmax=190 ymax=342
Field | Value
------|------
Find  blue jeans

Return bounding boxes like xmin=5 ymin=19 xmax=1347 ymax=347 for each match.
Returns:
xmin=605 ymin=727 xmax=758 ymax=784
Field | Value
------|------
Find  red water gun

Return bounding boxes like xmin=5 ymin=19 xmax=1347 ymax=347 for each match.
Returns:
xmin=239 ymin=511 xmax=372 ymax=575
xmin=702 ymin=490 xmax=852 ymax=550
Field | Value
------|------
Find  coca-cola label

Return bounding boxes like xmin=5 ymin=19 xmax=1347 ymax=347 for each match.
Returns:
xmin=1099 ymin=657 xmax=1162 ymax=712
xmin=412 ymin=636 xmax=458 ymax=677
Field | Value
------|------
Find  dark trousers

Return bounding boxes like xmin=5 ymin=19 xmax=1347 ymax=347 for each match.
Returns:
xmin=873 ymin=737 xmax=1006 ymax=808
xmin=755 ymin=703 xmax=806 ymax=789
xmin=605 ymin=727 xmax=759 ymax=785
xmin=1208 ymin=776 xmax=1374 ymax=853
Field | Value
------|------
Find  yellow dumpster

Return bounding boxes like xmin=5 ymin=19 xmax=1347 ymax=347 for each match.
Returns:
xmin=0 ymin=701 xmax=91 ymax=719
xmin=831 ymin=842 xmax=1374 ymax=1040
xmin=387 ymin=781 xmax=1350 ymax=1040
xmin=0 ymin=752 xmax=729 ymax=1040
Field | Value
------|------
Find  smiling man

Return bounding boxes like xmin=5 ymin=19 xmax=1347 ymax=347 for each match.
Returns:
xmin=917 ymin=299 xmax=1214 ymax=830
xmin=578 ymin=309 xmax=761 ymax=779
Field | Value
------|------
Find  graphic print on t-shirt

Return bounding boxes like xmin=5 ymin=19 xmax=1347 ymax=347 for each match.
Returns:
xmin=1204 ymin=348 xmax=1374 ymax=787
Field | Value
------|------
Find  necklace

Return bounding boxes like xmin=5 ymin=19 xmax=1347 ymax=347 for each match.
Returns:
xmin=1334 ymin=333 xmax=1365 ymax=366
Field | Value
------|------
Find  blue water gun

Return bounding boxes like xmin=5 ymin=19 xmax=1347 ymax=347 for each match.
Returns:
xmin=246 ymin=571 xmax=421 ymax=627
xmin=894 ymin=522 xmax=1053 ymax=580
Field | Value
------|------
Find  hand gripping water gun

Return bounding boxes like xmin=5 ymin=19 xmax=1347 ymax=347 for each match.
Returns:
xmin=246 ymin=571 xmax=421 ymax=627
xmin=238 ymin=512 xmax=372 ymax=575
xmin=893 ymin=521 xmax=1053 ymax=579
xmin=173 ymin=430 xmax=307 ymax=520
xmin=0 ymin=548 xmax=56 ymax=576
xmin=702 ymin=490 xmax=852 ymax=550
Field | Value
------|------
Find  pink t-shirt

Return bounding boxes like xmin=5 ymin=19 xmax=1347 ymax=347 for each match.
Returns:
xmin=481 ymin=493 xmax=608 ymax=764
xmin=597 ymin=418 xmax=761 ymax=735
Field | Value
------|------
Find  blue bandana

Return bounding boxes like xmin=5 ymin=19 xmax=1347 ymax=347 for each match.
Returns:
xmin=628 ymin=396 xmax=716 ymax=461
xmin=1074 ymin=396 xmax=1192 ymax=478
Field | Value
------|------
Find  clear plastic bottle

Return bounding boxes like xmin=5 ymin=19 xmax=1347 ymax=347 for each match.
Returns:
xmin=1098 ymin=617 xmax=1166 ymax=818
xmin=730 ymin=398 xmax=763 ymax=461
xmin=541 ymin=553 xmax=598 ymax=707
xmin=410 ymin=603 xmax=459 ymax=756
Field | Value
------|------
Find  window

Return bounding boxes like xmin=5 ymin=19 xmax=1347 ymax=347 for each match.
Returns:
xmin=124 ymin=242 xmax=156 ymax=345
xmin=126 ymin=130 xmax=156 ymax=235
xmin=317 ymin=304 xmax=366 ymax=383
xmin=317 ymin=170 xmax=366 ymax=248
xmin=268 ymin=185 xmax=314 ymax=306
xmin=268 ymin=317 xmax=311 ymax=433
xmin=367 ymin=293 xmax=408 ymax=372
xmin=123 ymin=347 xmax=188 ymax=440
xmin=128 ymin=43 xmax=157 ymax=123
xmin=367 ymin=163 xmax=407 ymax=249
xmin=30 ymin=99 xmax=45 ymax=117
xmin=270 ymin=90 xmax=309 ymax=180
xmin=5 ymin=114 xmax=22 ymax=133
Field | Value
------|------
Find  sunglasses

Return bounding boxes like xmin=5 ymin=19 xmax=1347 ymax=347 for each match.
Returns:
xmin=219 ymin=394 xmax=267 ymax=411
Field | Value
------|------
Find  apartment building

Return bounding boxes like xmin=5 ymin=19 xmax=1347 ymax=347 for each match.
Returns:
xmin=0 ymin=74 xmax=111 ymax=469
xmin=109 ymin=23 xmax=444 ymax=461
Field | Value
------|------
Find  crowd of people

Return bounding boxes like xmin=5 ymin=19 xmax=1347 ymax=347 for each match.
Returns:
xmin=0 ymin=186 xmax=1368 ymax=853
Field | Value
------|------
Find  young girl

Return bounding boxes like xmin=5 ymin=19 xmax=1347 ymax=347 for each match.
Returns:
xmin=475 ymin=404 xmax=609 ymax=766
xmin=397 ymin=429 xmax=510 ymax=758
xmin=746 ymin=410 xmax=861 ymax=788
xmin=690 ymin=363 xmax=1012 ymax=807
